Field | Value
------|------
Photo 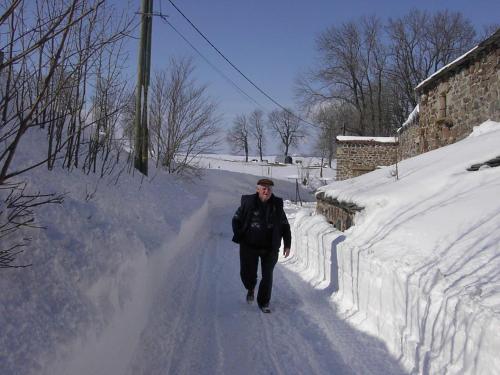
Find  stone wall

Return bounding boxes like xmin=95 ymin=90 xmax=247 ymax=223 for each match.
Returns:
xmin=336 ymin=139 xmax=398 ymax=181
xmin=418 ymin=44 xmax=500 ymax=152
xmin=398 ymin=110 xmax=421 ymax=160
xmin=315 ymin=192 xmax=363 ymax=231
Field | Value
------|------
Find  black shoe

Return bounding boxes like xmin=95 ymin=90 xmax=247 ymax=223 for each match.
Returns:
xmin=259 ymin=304 xmax=271 ymax=313
xmin=246 ymin=289 xmax=254 ymax=304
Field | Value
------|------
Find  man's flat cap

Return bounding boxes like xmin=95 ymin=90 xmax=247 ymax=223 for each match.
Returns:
xmin=257 ymin=178 xmax=274 ymax=186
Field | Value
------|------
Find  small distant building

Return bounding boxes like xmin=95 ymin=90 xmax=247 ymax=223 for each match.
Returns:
xmin=335 ymin=136 xmax=398 ymax=181
xmin=414 ymin=28 xmax=500 ymax=152
xmin=274 ymin=155 xmax=293 ymax=164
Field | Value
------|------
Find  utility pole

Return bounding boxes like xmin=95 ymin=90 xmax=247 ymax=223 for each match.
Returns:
xmin=134 ymin=0 xmax=153 ymax=175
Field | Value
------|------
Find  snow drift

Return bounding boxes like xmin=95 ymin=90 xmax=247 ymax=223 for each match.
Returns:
xmin=290 ymin=120 xmax=500 ymax=374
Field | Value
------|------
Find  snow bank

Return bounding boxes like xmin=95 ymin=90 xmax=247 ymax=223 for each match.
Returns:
xmin=290 ymin=120 xmax=500 ymax=374
xmin=0 ymin=130 xmax=277 ymax=375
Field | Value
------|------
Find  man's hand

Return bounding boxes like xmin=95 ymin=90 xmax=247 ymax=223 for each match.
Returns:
xmin=283 ymin=247 xmax=290 ymax=258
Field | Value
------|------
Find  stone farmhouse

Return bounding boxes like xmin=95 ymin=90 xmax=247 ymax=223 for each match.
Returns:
xmin=414 ymin=28 xmax=499 ymax=153
xmin=318 ymin=28 xmax=500 ymax=230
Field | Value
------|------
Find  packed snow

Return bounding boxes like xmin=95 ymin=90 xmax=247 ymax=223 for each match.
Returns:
xmin=293 ymin=120 xmax=500 ymax=374
xmin=1 ymin=121 xmax=498 ymax=375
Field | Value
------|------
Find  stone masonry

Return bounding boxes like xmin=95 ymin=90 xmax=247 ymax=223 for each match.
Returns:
xmin=335 ymin=138 xmax=398 ymax=181
xmin=398 ymin=109 xmax=420 ymax=160
xmin=416 ymin=29 xmax=500 ymax=152
xmin=315 ymin=192 xmax=363 ymax=232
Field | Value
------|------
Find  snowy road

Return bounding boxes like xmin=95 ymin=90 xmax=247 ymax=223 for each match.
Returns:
xmin=47 ymin=175 xmax=407 ymax=375
xmin=126 ymin=193 xmax=405 ymax=374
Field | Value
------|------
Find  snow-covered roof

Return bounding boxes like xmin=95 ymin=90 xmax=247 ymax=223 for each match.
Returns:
xmin=336 ymin=136 xmax=397 ymax=143
xmin=415 ymin=28 xmax=500 ymax=93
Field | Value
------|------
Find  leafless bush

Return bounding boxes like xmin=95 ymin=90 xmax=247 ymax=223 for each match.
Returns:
xmin=0 ymin=182 xmax=64 ymax=268
xmin=0 ymin=0 xmax=135 ymax=268
xmin=149 ymin=58 xmax=220 ymax=174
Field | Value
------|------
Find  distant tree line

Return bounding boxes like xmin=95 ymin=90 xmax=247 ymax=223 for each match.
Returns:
xmin=226 ymin=107 xmax=307 ymax=162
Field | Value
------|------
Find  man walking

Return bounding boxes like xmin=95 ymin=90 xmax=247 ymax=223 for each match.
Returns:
xmin=232 ymin=178 xmax=291 ymax=313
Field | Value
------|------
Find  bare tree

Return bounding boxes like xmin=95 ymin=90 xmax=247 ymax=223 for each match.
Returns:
xmin=0 ymin=0 xmax=134 ymax=183
xmin=296 ymin=10 xmax=477 ymax=137
xmin=312 ymin=104 xmax=347 ymax=167
xmin=0 ymin=0 xmax=134 ymax=267
xmin=227 ymin=114 xmax=250 ymax=162
xmin=149 ymin=58 xmax=220 ymax=174
xmin=296 ymin=16 xmax=392 ymax=136
xmin=249 ymin=109 xmax=265 ymax=161
xmin=387 ymin=9 xmax=476 ymax=117
xmin=268 ymin=108 xmax=306 ymax=157
xmin=479 ymin=24 xmax=500 ymax=40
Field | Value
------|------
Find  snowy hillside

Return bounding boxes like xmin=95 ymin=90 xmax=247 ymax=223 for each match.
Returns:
xmin=290 ymin=120 xmax=500 ymax=374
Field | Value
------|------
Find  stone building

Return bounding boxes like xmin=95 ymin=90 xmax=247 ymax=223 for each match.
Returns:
xmin=335 ymin=136 xmax=398 ymax=181
xmin=414 ymin=28 xmax=500 ymax=152
xmin=318 ymin=29 xmax=499 ymax=231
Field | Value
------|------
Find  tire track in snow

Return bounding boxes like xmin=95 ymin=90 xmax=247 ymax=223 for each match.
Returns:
xmin=259 ymin=316 xmax=287 ymax=375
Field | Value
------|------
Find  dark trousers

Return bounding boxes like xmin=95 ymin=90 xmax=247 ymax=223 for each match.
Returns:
xmin=240 ymin=244 xmax=279 ymax=307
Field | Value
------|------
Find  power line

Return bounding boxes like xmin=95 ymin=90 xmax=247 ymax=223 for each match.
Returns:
xmin=160 ymin=17 xmax=265 ymax=110
xmin=166 ymin=0 xmax=318 ymax=127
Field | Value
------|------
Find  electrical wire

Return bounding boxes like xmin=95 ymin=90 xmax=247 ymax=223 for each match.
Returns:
xmin=161 ymin=18 xmax=265 ymax=110
xmin=166 ymin=0 xmax=318 ymax=127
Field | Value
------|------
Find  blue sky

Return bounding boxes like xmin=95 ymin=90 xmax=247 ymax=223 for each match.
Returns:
xmin=120 ymin=0 xmax=499 ymax=152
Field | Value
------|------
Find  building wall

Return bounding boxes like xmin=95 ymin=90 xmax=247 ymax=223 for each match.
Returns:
xmin=418 ymin=48 xmax=500 ymax=152
xmin=315 ymin=192 xmax=362 ymax=232
xmin=336 ymin=141 xmax=398 ymax=181
xmin=398 ymin=117 xmax=421 ymax=160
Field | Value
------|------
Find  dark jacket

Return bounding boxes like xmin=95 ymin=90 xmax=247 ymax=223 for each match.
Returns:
xmin=232 ymin=193 xmax=291 ymax=251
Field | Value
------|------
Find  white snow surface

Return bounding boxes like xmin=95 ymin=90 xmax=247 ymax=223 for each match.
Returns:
xmin=336 ymin=136 xmax=397 ymax=143
xmin=193 ymin=153 xmax=336 ymax=190
xmin=2 ymin=120 xmax=499 ymax=375
xmin=296 ymin=120 xmax=500 ymax=374
xmin=0 ymin=131 xmax=404 ymax=375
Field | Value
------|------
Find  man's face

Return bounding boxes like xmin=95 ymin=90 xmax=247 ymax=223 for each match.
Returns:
xmin=257 ymin=185 xmax=272 ymax=202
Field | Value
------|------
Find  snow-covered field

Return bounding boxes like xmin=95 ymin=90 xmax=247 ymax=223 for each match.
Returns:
xmin=290 ymin=120 xmax=500 ymax=374
xmin=194 ymin=153 xmax=336 ymax=191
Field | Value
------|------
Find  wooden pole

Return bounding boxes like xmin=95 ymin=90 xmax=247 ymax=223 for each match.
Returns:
xmin=134 ymin=0 xmax=153 ymax=176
